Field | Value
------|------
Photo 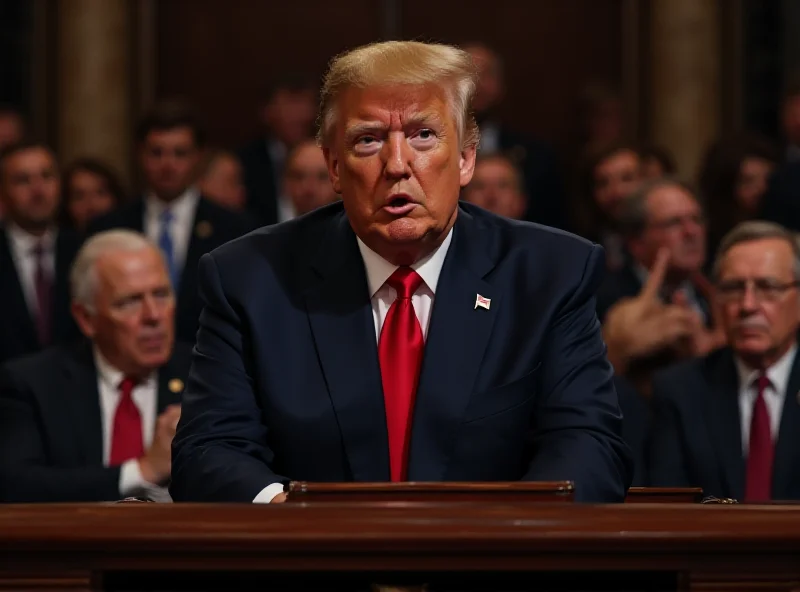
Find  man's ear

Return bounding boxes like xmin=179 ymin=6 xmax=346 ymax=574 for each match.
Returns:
xmin=323 ymin=147 xmax=342 ymax=194
xmin=71 ymin=302 xmax=96 ymax=340
xmin=459 ymin=144 xmax=478 ymax=188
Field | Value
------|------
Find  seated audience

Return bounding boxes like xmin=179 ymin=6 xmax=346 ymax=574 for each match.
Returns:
xmin=650 ymin=221 xmax=800 ymax=501
xmin=572 ymin=142 xmax=643 ymax=270
xmin=198 ymin=149 xmax=246 ymax=212
xmin=461 ymin=154 xmax=527 ymax=220
xmin=639 ymin=145 xmax=677 ymax=180
xmin=0 ymin=142 xmax=81 ymax=364
xmin=282 ymin=139 xmax=338 ymax=217
xmin=88 ymin=100 xmax=253 ymax=343
xmin=700 ymin=133 xmax=778 ymax=261
xmin=596 ymin=177 xmax=709 ymax=322
xmin=61 ymin=157 xmax=127 ymax=232
xmin=0 ymin=230 xmax=190 ymax=502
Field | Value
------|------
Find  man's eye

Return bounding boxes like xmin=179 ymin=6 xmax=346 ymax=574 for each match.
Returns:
xmin=418 ymin=129 xmax=435 ymax=139
xmin=358 ymin=136 xmax=377 ymax=144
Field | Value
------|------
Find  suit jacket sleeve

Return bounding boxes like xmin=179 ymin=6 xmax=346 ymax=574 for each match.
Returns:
xmin=170 ymin=252 xmax=286 ymax=502
xmin=648 ymin=373 xmax=691 ymax=487
xmin=523 ymin=244 xmax=633 ymax=501
xmin=0 ymin=366 xmax=122 ymax=502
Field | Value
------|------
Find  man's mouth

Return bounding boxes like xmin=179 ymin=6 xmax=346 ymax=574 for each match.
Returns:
xmin=384 ymin=195 xmax=416 ymax=216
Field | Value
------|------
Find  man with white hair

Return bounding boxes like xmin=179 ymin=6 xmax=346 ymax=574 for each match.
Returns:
xmin=172 ymin=41 xmax=632 ymax=503
xmin=0 ymin=230 xmax=190 ymax=502
xmin=650 ymin=221 xmax=800 ymax=501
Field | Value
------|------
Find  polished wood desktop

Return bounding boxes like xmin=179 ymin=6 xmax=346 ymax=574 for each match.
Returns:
xmin=1 ymin=501 xmax=799 ymax=591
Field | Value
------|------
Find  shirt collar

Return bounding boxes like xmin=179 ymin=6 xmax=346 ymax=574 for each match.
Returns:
xmin=93 ymin=346 xmax=156 ymax=393
xmin=146 ymin=186 xmax=200 ymax=219
xmin=6 ymin=222 xmax=57 ymax=254
xmin=735 ymin=342 xmax=798 ymax=394
xmin=356 ymin=227 xmax=454 ymax=298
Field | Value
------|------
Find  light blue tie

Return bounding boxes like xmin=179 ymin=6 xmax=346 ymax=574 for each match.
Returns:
xmin=158 ymin=209 xmax=179 ymax=289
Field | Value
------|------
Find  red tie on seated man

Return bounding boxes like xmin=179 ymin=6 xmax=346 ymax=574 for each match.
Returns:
xmin=109 ymin=377 xmax=145 ymax=467
xmin=745 ymin=374 xmax=774 ymax=502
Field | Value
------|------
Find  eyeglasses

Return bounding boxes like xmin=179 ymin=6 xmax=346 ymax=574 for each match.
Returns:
xmin=716 ymin=278 xmax=800 ymax=302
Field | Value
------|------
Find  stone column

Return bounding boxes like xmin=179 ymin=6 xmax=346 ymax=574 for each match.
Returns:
xmin=58 ymin=0 xmax=132 ymax=183
xmin=649 ymin=0 xmax=721 ymax=180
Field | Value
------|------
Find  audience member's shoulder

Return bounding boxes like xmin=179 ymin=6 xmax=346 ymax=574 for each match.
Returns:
xmin=86 ymin=200 xmax=140 ymax=235
xmin=210 ymin=201 xmax=345 ymax=262
xmin=462 ymin=201 xmax=596 ymax=256
xmin=0 ymin=343 xmax=74 ymax=380
xmin=653 ymin=348 xmax=725 ymax=396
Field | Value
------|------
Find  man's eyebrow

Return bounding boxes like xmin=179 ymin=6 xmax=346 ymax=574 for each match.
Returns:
xmin=404 ymin=112 xmax=445 ymax=127
xmin=343 ymin=121 xmax=387 ymax=141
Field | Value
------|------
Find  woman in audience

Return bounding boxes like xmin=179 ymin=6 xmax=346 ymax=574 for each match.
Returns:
xmin=700 ymin=133 xmax=778 ymax=261
xmin=61 ymin=158 xmax=126 ymax=232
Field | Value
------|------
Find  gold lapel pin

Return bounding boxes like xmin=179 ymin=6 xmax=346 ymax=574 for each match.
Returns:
xmin=195 ymin=220 xmax=213 ymax=239
xmin=168 ymin=378 xmax=184 ymax=393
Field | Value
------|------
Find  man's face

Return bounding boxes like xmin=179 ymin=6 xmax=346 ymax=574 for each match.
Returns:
xmin=73 ymin=247 xmax=175 ymax=378
xmin=140 ymin=127 xmax=200 ymax=202
xmin=716 ymin=238 xmax=800 ymax=365
xmin=736 ymin=156 xmax=774 ymax=214
xmin=0 ymin=113 xmax=24 ymax=150
xmin=0 ymin=147 xmax=60 ymax=231
xmin=462 ymin=158 xmax=526 ymax=219
xmin=633 ymin=185 xmax=706 ymax=275
xmin=464 ymin=45 xmax=504 ymax=117
xmin=264 ymin=89 xmax=316 ymax=148
xmin=284 ymin=142 xmax=338 ymax=216
xmin=325 ymin=84 xmax=476 ymax=265
xmin=199 ymin=155 xmax=246 ymax=211
xmin=592 ymin=149 xmax=641 ymax=219
xmin=66 ymin=170 xmax=117 ymax=232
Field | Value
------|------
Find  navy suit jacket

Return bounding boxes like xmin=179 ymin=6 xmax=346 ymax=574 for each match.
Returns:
xmin=649 ymin=347 xmax=800 ymax=500
xmin=87 ymin=197 xmax=254 ymax=343
xmin=0 ymin=226 xmax=81 ymax=365
xmin=171 ymin=202 xmax=632 ymax=502
xmin=0 ymin=340 xmax=192 ymax=502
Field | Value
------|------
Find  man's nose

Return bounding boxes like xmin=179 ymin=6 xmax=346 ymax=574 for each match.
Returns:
xmin=383 ymin=132 xmax=412 ymax=179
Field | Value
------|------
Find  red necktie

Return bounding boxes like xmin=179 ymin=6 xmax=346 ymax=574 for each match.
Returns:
xmin=32 ymin=242 xmax=52 ymax=346
xmin=109 ymin=377 xmax=144 ymax=466
xmin=378 ymin=267 xmax=424 ymax=482
xmin=745 ymin=374 xmax=774 ymax=502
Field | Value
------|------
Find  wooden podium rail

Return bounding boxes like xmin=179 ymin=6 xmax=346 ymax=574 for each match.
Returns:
xmin=1 ymin=502 xmax=799 ymax=591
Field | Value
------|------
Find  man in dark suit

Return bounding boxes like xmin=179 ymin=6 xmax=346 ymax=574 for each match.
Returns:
xmin=650 ymin=221 xmax=800 ymax=501
xmin=88 ymin=101 xmax=253 ymax=343
xmin=171 ymin=40 xmax=632 ymax=504
xmin=0 ymin=230 xmax=190 ymax=502
xmin=0 ymin=141 xmax=81 ymax=364
xmin=463 ymin=43 xmax=567 ymax=230
xmin=238 ymin=76 xmax=318 ymax=226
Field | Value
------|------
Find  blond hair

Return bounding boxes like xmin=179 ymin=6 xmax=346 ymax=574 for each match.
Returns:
xmin=317 ymin=40 xmax=480 ymax=149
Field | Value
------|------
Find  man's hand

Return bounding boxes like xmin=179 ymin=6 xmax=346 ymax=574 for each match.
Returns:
xmin=603 ymin=249 xmax=702 ymax=373
xmin=688 ymin=270 xmax=728 ymax=356
xmin=270 ymin=492 xmax=288 ymax=503
xmin=138 ymin=404 xmax=181 ymax=485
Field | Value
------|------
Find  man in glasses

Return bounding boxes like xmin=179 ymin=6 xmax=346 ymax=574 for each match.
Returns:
xmin=650 ymin=220 xmax=800 ymax=501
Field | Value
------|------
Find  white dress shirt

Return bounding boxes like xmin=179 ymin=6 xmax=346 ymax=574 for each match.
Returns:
xmin=95 ymin=349 xmax=170 ymax=501
xmin=6 ymin=223 xmax=56 ymax=318
xmin=143 ymin=187 xmax=200 ymax=276
xmin=276 ymin=194 xmax=296 ymax=223
xmin=252 ymin=228 xmax=454 ymax=503
xmin=735 ymin=344 xmax=797 ymax=455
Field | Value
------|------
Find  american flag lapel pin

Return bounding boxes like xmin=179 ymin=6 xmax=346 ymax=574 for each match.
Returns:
xmin=474 ymin=294 xmax=491 ymax=310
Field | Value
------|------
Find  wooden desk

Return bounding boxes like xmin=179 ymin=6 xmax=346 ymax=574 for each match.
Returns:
xmin=1 ymin=503 xmax=799 ymax=591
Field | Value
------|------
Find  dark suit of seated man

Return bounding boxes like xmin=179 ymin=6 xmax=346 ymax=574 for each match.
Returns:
xmin=171 ymin=41 xmax=632 ymax=504
xmin=650 ymin=221 xmax=800 ymax=501
xmin=0 ymin=230 xmax=189 ymax=502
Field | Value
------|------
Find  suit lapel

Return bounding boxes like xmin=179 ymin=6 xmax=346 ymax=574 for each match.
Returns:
xmin=705 ymin=349 xmax=746 ymax=500
xmin=772 ymin=349 xmax=800 ymax=499
xmin=407 ymin=208 xmax=500 ymax=480
xmin=305 ymin=213 xmax=389 ymax=481
xmin=62 ymin=342 xmax=104 ymax=465
xmin=0 ymin=227 xmax=40 ymax=349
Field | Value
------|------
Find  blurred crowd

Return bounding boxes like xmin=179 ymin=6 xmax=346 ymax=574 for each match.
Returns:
xmin=2 ymin=42 xmax=800 ymax=503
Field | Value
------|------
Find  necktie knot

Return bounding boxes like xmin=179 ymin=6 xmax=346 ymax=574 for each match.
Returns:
xmin=160 ymin=209 xmax=174 ymax=225
xmin=118 ymin=376 xmax=137 ymax=399
xmin=30 ymin=241 xmax=46 ymax=259
xmin=386 ymin=267 xmax=423 ymax=300
xmin=754 ymin=373 xmax=772 ymax=395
